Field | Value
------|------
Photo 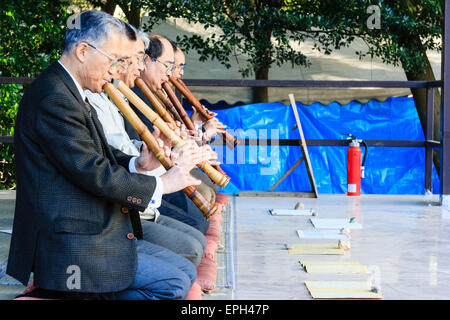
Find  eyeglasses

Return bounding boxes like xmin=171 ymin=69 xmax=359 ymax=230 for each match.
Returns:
xmin=176 ymin=64 xmax=187 ymax=71
xmin=126 ymin=54 xmax=146 ymax=68
xmin=85 ymin=42 xmax=129 ymax=71
xmin=152 ymin=58 xmax=176 ymax=73
xmin=135 ymin=54 xmax=146 ymax=66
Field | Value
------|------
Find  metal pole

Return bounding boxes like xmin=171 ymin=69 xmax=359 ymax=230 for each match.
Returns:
xmin=441 ymin=0 xmax=450 ymax=205
xmin=425 ymin=87 xmax=434 ymax=193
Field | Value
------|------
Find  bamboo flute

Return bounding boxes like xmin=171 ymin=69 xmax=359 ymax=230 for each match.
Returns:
xmin=103 ymin=81 xmax=218 ymax=219
xmin=162 ymin=81 xmax=196 ymax=130
xmin=111 ymin=79 xmax=230 ymax=189
xmin=135 ymin=78 xmax=176 ymax=126
xmin=162 ymin=82 xmax=227 ymax=176
xmin=169 ymin=76 xmax=239 ymax=149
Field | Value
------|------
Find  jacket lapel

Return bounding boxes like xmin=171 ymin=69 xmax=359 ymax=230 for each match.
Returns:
xmin=49 ymin=61 xmax=117 ymax=164
xmin=86 ymin=99 xmax=118 ymax=165
xmin=49 ymin=61 xmax=85 ymax=106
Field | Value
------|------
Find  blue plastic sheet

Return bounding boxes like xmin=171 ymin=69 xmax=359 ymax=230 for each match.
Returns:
xmin=204 ymin=96 xmax=440 ymax=194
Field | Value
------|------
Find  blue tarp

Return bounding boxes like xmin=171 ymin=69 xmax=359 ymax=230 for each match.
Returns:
xmin=204 ymin=96 xmax=440 ymax=194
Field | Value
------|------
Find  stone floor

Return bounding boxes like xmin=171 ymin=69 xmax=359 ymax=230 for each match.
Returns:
xmin=2 ymin=191 xmax=450 ymax=300
xmin=231 ymin=193 xmax=450 ymax=300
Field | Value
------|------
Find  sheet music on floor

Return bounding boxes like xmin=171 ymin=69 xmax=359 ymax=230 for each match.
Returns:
xmin=305 ymin=280 xmax=383 ymax=299
xmin=297 ymin=229 xmax=350 ymax=240
xmin=269 ymin=208 xmax=316 ymax=216
xmin=300 ymin=260 xmax=368 ymax=274
xmin=284 ymin=243 xmax=346 ymax=255
xmin=310 ymin=218 xmax=362 ymax=229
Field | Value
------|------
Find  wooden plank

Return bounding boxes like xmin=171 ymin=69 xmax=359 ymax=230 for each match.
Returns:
xmin=269 ymin=157 xmax=304 ymax=191
xmin=289 ymin=94 xmax=319 ymax=198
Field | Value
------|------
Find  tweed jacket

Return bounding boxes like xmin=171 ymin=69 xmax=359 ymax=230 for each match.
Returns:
xmin=7 ymin=61 xmax=157 ymax=293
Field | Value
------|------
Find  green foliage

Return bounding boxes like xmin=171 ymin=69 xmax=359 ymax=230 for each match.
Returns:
xmin=142 ymin=0 xmax=319 ymax=78
xmin=141 ymin=0 xmax=441 ymax=79
xmin=313 ymin=0 xmax=442 ymax=76
xmin=0 ymin=0 xmax=70 ymax=189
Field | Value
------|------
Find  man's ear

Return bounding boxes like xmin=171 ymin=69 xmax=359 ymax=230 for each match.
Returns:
xmin=74 ymin=42 xmax=89 ymax=63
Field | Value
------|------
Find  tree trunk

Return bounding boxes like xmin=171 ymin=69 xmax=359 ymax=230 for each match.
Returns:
xmin=119 ymin=2 xmax=141 ymax=28
xmin=402 ymin=0 xmax=441 ymax=177
xmin=253 ymin=66 xmax=269 ymax=103
xmin=101 ymin=0 xmax=116 ymax=15
xmin=251 ymin=23 xmax=272 ymax=103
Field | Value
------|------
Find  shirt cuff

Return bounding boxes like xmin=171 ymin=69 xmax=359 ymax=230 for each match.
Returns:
xmin=147 ymin=176 xmax=163 ymax=208
xmin=129 ymin=157 xmax=163 ymax=208
xmin=129 ymin=157 xmax=138 ymax=173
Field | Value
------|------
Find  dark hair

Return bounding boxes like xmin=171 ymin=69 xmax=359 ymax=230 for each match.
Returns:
xmin=168 ymin=39 xmax=178 ymax=52
xmin=145 ymin=35 xmax=164 ymax=59
xmin=124 ymin=23 xmax=137 ymax=41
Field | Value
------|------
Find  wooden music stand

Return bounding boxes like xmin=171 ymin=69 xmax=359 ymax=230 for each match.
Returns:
xmin=268 ymin=93 xmax=318 ymax=198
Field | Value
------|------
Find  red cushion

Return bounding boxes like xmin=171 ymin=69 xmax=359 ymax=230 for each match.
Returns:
xmin=23 ymin=279 xmax=36 ymax=294
xmin=210 ymin=210 xmax=223 ymax=223
xmin=185 ymin=281 xmax=203 ymax=300
xmin=205 ymin=218 xmax=221 ymax=243
xmin=204 ymin=238 xmax=219 ymax=260
xmin=214 ymin=193 xmax=229 ymax=205
xmin=196 ymin=256 xmax=218 ymax=292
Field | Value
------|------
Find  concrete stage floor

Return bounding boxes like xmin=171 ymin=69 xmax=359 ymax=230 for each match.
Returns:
xmin=1 ymin=191 xmax=450 ymax=300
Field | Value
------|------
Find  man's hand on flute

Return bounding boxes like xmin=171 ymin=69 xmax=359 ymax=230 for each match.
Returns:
xmin=202 ymin=144 xmax=221 ymax=167
xmin=169 ymin=139 xmax=217 ymax=171
xmin=190 ymin=107 xmax=204 ymax=128
xmin=160 ymin=165 xmax=202 ymax=194
xmin=134 ymin=143 xmax=163 ymax=173
xmin=203 ymin=117 xmax=227 ymax=140
xmin=159 ymin=140 xmax=217 ymax=194
xmin=152 ymin=125 xmax=173 ymax=149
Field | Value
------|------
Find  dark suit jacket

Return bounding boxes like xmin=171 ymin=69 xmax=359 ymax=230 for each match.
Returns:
xmin=7 ymin=61 xmax=157 ymax=293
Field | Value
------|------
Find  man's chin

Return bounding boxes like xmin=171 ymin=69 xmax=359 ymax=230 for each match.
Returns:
xmin=96 ymin=79 xmax=110 ymax=92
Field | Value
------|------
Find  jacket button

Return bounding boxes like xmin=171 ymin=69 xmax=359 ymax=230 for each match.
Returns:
xmin=127 ymin=196 xmax=132 ymax=202
xmin=132 ymin=197 xmax=137 ymax=203
xmin=136 ymin=199 xmax=142 ymax=205
xmin=127 ymin=233 xmax=135 ymax=240
xmin=121 ymin=207 xmax=129 ymax=214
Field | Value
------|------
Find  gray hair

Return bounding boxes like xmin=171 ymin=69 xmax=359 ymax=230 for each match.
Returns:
xmin=136 ymin=29 xmax=150 ymax=50
xmin=64 ymin=10 xmax=136 ymax=53
xmin=127 ymin=23 xmax=149 ymax=50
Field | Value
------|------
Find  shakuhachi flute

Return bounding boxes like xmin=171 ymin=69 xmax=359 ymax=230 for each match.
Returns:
xmin=134 ymin=78 xmax=176 ymax=126
xmin=162 ymin=81 xmax=228 ymax=176
xmin=162 ymin=81 xmax=196 ymax=131
xmin=169 ymin=76 xmax=240 ymax=149
xmin=111 ymin=79 xmax=230 ymax=189
xmin=154 ymin=89 xmax=184 ymax=124
xmin=103 ymin=82 xmax=218 ymax=219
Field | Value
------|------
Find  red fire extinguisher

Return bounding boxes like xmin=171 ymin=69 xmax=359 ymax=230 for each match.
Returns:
xmin=346 ymin=135 xmax=367 ymax=196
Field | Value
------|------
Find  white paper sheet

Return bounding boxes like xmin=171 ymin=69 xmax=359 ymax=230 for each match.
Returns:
xmin=310 ymin=218 xmax=362 ymax=229
xmin=296 ymin=229 xmax=350 ymax=240
xmin=269 ymin=208 xmax=316 ymax=216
